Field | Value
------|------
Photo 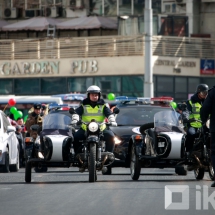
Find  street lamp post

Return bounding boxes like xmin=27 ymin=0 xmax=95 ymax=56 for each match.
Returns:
xmin=144 ymin=0 xmax=154 ymax=97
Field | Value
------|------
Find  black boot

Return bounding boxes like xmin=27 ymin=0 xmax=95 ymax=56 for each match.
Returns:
xmin=211 ymin=181 xmax=215 ymax=187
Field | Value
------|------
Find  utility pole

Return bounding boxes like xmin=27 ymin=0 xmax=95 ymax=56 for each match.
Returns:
xmin=144 ymin=0 xmax=153 ymax=97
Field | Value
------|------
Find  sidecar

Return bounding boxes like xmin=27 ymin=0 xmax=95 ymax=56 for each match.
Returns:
xmin=129 ymin=110 xmax=187 ymax=180
xmin=24 ymin=107 xmax=77 ymax=183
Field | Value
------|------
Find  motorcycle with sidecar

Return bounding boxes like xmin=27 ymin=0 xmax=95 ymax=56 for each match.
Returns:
xmin=24 ymin=109 xmax=76 ymax=183
xmin=128 ymin=109 xmax=214 ymax=181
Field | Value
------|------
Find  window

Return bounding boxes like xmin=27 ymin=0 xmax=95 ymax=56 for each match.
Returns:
xmin=68 ymin=77 xmax=93 ymax=93
xmin=201 ymin=78 xmax=215 ymax=89
xmin=14 ymin=79 xmax=39 ymax=95
xmin=0 ymin=79 xmax=13 ymax=95
xmin=122 ymin=76 xmax=143 ymax=96
xmin=188 ymin=77 xmax=199 ymax=94
xmin=41 ymin=78 xmax=66 ymax=94
xmin=157 ymin=76 xmax=173 ymax=93
xmin=94 ymin=76 xmax=121 ymax=98
xmin=159 ymin=16 xmax=188 ymax=37
xmin=119 ymin=0 xmax=132 ymax=16
xmin=175 ymin=77 xmax=187 ymax=93
xmin=139 ymin=15 xmax=158 ymax=35
xmin=104 ymin=0 xmax=117 ymax=16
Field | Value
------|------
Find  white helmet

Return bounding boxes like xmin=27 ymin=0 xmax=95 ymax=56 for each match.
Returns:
xmin=87 ymin=85 xmax=101 ymax=99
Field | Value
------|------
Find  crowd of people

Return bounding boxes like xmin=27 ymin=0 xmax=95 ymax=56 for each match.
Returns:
xmin=6 ymin=103 xmax=48 ymax=166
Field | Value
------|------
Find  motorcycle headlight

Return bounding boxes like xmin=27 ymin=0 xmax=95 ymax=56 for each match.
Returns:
xmin=88 ymin=122 xmax=99 ymax=132
xmin=114 ymin=136 xmax=122 ymax=144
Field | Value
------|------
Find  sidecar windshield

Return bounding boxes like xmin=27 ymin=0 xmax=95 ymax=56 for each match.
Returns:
xmin=154 ymin=110 xmax=183 ymax=133
xmin=42 ymin=113 xmax=71 ymax=130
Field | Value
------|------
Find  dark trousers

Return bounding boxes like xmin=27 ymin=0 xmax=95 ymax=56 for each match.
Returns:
xmin=210 ymin=132 xmax=215 ymax=179
xmin=185 ymin=127 xmax=200 ymax=152
xmin=73 ymin=128 xmax=115 ymax=154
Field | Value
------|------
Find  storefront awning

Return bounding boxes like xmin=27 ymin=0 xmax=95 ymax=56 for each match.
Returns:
xmin=56 ymin=16 xmax=117 ymax=30
xmin=2 ymin=17 xmax=61 ymax=31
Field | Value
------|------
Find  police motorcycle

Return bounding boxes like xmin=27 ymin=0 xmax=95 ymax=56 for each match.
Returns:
xmin=24 ymin=104 xmax=75 ymax=183
xmin=69 ymin=107 xmax=119 ymax=183
xmin=187 ymin=119 xmax=214 ymax=180
xmin=129 ymin=109 xmax=214 ymax=181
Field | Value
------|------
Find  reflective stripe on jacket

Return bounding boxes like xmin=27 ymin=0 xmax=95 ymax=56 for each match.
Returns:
xmin=188 ymin=100 xmax=202 ymax=128
xmin=81 ymin=104 xmax=106 ymax=131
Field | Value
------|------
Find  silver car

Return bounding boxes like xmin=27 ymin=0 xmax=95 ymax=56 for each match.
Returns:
xmin=0 ymin=110 xmax=19 ymax=172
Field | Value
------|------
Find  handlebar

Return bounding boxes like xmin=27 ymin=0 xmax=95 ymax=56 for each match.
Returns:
xmin=77 ymin=120 xmax=111 ymax=126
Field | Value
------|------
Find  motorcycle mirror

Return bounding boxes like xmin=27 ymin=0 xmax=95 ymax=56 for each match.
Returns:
xmin=69 ymin=107 xmax=75 ymax=114
xmin=113 ymin=107 xmax=120 ymax=114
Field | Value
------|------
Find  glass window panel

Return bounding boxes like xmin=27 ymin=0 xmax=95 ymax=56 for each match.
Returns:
xmin=94 ymin=76 xmax=121 ymax=98
xmin=134 ymin=0 xmax=144 ymax=15
xmin=174 ymin=93 xmax=188 ymax=102
xmin=41 ymin=78 xmax=66 ymax=94
xmin=157 ymin=76 xmax=173 ymax=92
xmin=118 ymin=17 xmax=139 ymax=35
xmin=119 ymin=0 xmax=131 ymax=15
xmin=0 ymin=79 xmax=13 ymax=95
xmin=173 ymin=17 xmax=188 ymax=37
xmin=175 ymin=77 xmax=187 ymax=93
xmin=14 ymin=79 xmax=39 ymax=95
xmin=68 ymin=77 xmax=93 ymax=93
xmin=122 ymin=76 xmax=143 ymax=95
xmin=188 ymin=77 xmax=199 ymax=94
xmin=201 ymin=78 xmax=215 ymax=89
xmin=152 ymin=0 xmax=161 ymax=14
xmin=134 ymin=0 xmax=161 ymax=15
xmin=104 ymin=0 xmax=117 ymax=16
xmin=139 ymin=16 xmax=158 ymax=35
xmin=90 ymin=0 xmax=103 ymax=15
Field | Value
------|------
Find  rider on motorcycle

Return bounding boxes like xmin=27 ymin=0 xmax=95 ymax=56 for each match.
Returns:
xmin=183 ymin=84 xmax=208 ymax=153
xmin=72 ymin=85 xmax=117 ymax=154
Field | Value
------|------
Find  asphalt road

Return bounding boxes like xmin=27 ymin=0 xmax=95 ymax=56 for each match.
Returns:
xmin=0 ymin=167 xmax=214 ymax=215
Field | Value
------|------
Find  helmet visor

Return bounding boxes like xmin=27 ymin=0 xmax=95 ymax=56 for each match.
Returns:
xmin=200 ymin=90 xmax=208 ymax=96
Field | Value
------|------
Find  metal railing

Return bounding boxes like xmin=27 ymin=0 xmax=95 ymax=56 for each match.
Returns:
xmin=0 ymin=35 xmax=214 ymax=60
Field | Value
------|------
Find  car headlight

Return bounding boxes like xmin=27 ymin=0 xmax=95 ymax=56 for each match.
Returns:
xmin=88 ymin=122 xmax=99 ymax=132
xmin=114 ymin=136 xmax=122 ymax=144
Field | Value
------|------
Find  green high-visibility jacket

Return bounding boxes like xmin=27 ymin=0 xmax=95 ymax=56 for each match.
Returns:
xmin=188 ymin=100 xmax=202 ymax=128
xmin=81 ymin=104 xmax=106 ymax=131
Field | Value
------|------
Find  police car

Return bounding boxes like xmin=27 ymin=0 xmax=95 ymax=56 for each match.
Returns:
xmin=107 ymin=96 xmax=174 ymax=174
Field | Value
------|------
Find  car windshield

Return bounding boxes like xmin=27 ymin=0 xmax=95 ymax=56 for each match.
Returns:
xmin=116 ymin=106 xmax=170 ymax=126
xmin=154 ymin=110 xmax=184 ymax=133
xmin=42 ymin=113 xmax=71 ymax=130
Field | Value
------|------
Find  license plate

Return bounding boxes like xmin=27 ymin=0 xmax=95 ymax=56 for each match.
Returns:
xmin=158 ymin=142 xmax=165 ymax=147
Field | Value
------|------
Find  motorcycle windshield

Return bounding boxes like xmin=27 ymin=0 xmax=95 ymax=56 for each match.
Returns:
xmin=42 ymin=113 xmax=71 ymax=130
xmin=154 ymin=110 xmax=183 ymax=133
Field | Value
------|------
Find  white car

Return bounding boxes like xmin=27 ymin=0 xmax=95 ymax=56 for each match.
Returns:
xmin=0 ymin=110 xmax=19 ymax=172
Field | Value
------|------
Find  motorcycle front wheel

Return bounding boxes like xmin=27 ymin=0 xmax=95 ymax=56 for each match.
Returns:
xmin=130 ymin=144 xmax=141 ymax=180
xmin=25 ymin=162 xmax=32 ymax=183
xmin=89 ymin=143 xmax=96 ymax=182
xmin=208 ymin=164 xmax=214 ymax=181
xmin=194 ymin=168 xmax=205 ymax=180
